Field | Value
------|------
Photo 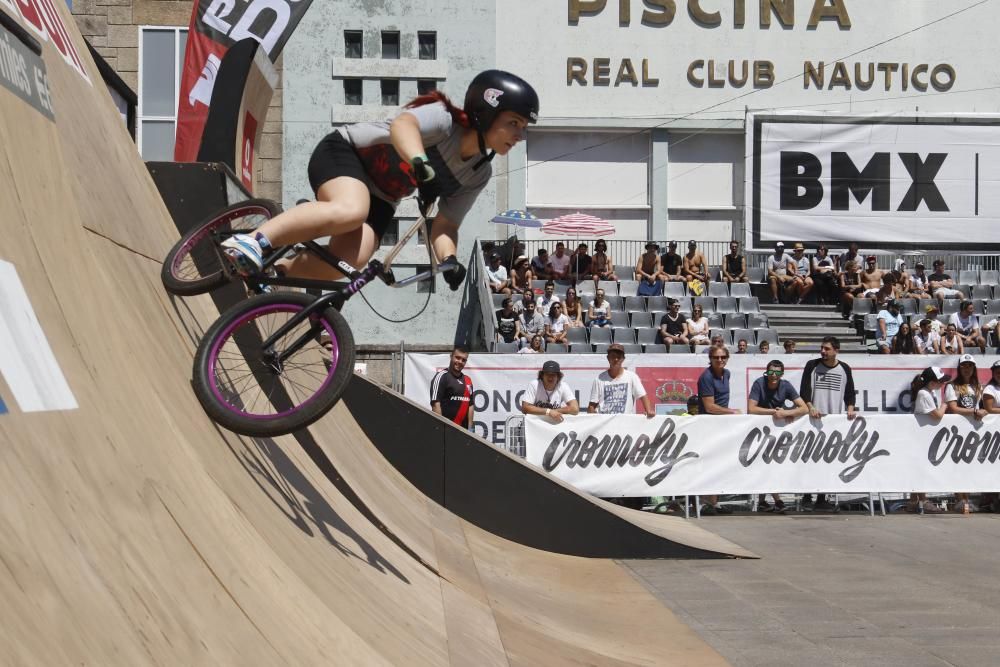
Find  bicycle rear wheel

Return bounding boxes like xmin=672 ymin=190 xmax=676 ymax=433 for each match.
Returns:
xmin=161 ymin=198 xmax=281 ymax=296
xmin=192 ymin=292 xmax=355 ymax=437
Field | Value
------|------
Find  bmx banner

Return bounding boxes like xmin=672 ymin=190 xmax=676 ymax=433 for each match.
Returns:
xmin=524 ymin=414 xmax=1000 ymax=496
xmin=748 ymin=113 xmax=1000 ymax=249
xmin=403 ymin=353 xmax=999 ymax=445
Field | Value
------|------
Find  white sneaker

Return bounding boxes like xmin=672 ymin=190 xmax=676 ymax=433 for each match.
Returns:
xmin=221 ymin=233 xmax=264 ymax=277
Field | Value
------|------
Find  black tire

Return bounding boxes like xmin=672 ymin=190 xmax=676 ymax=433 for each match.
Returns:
xmin=161 ymin=198 xmax=282 ymax=296
xmin=192 ymin=292 xmax=355 ymax=437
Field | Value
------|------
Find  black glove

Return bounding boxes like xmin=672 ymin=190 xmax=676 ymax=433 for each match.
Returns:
xmin=441 ymin=255 xmax=467 ymax=291
xmin=411 ymin=155 xmax=439 ymax=215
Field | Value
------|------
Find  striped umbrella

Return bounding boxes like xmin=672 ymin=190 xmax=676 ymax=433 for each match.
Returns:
xmin=541 ymin=212 xmax=616 ymax=237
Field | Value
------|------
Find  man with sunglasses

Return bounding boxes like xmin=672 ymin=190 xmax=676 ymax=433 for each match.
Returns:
xmin=656 ymin=298 xmax=689 ymax=349
xmin=697 ymin=345 xmax=741 ymax=515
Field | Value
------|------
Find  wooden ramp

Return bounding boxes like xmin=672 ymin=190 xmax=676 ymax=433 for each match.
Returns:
xmin=0 ymin=4 xmax=735 ymax=663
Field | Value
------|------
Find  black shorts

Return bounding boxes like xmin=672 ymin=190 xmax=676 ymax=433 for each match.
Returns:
xmin=307 ymin=132 xmax=396 ymax=241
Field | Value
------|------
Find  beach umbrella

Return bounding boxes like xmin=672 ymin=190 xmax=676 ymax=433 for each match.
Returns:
xmin=490 ymin=209 xmax=544 ymax=228
xmin=541 ymin=212 xmax=616 ymax=237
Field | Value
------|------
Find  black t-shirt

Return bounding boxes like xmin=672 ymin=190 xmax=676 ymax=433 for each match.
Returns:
xmin=661 ymin=252 xmax=682 ymax=275
xmin=725 ymin=253 xmax=743 ymax=275
xmin=929 ymin=272 xmax=951 ymax=284
xmin=659 ymin=312 xmax=687 ymax=336
xmin=430 ymin=370 xmax=473 ymax=425
xmin=496 ymin=309 xmax=517 ymax=343
xmin=570 ymin=253 xmax=592 ymax=276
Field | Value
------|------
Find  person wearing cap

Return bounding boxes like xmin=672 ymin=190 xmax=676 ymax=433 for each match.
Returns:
xmin=682 ymin=240 xmax=710 ymax=286
xmin=587 ymin=343 xmax=655 ymax=418
xmin=520 ymin=360 xmax=579 ymax=423
xmin=430 ymin=346 xmax=475 ymax=431
xmin=657 ymin=241 xmax=685 ymax=284
xmin=913 ymin=318 xmax=942 ymax=355
xmin=531 ymin=247 xmax=553 ymax=280
xmin=721 ymin=240 xmax=748 ymax=284
xmin=635 ymin=242 xmax=663 ymax=296
xmin=860 ymin=255 xmax=884 ymax=298
xmin=766 ymin=242 xmax=795 ymax=304
xmin=876 ymin=299 xmax=905 ymax=354
xmin=549 ymin=241 xmax=571 ymax=280
xmin=908 ymin=261 xmax=931 ymax=299
xmin=590 ymin=239 xmax=618 ymax=283
xmin=908 ymin=366 xmax=951 ymax=513
xmin=923 ymin=302 xmax=945 ymax=335
xmin=787 ymin=242 xmax=814 ymax=304
xmin=945 ymin=354 xmax=986 ymax=513
xmin=485 ymin=252 xmax=512 ymax=295
xmin=949 ymin=300 xmax=987 ymax=354
xmin=510 ymin=254 xmax=534 ymax=291
xmin=568 ymin=242 xmax=592 ymax=282
xmin=928 ymin=260 xmax=965 ymax=300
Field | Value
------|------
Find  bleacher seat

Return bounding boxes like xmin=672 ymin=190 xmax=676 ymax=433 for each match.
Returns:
xmin=636 ymin=328 xmax=659 ymax=348
xmin=724 ymin=313 xmax=748 ymax=329
xmin=986 ymin=299 xmax=1000 ymax=315
xmin=613 ymin=266 xmax=632 ymax=281
xmin=974 ymin=300 xmax=987 ymax=315
xmin=670 ymin=345 xmax=693 ymax=354
xmin=530 ymin=280 xmax=546 ymax=292
xmin=618 ymin=279 xmax=640 ymax=295
xmin=747 ymin=313 xmax=770 ymax=329
xmin=494 ymin=341 xmax=518 ymax=353
xmin=980 ymin=270 xmax=999 ymax=286
xmin=566 ymin=327 xmax=589 ymax=345
xmin=710 ymin=328 xmax=732 ymax=345
xmin=706 ymin=312 xmax=724 ymax=328
xmin=647 ymin=296 xmax=668 ymax=312
xmin=708 ymin=266 xmax=722 ymax=281
xmin=676 ymin=297 xmax=693 ymax=314
xmin=492 ymin=293 xmax=506 ymax=309
xmin=594 ymin=344 xmax=610 ymax=355
xmin=694 ymin=296 xmax=715 ymax=313
xmin=851 ymin=298 xmax=875 ymax=317
xmin=716 ymin=297 xmax=739 ymax=314
xmin=610 ymin=311 xmax=630 ymax=328
xmin=941 ymin=299 xmax=961 ymax=315
xmin=708 ymin=281 xmax=729 ymax=297
xmin=589 ymin=327 xmax=613 ymax=345
xmin=730 ymin=282 xmax=752 ymax=298
xmin=546 ymin=343 xmax=568 ymax=354
xmin=624 ymin=296 xmax=646 ymax=313
xmin=553 ymin=281 xmax=573 ymax=298
xmin=603 ymin=295 xmax=623 ymax=312
xmin=597 ymin=280 xmax=619 ymax=295
xmin=756 ymin=328 xmax=780 ymax=347
xmin=972 ymin=285 xmax=993 ymax=300
xmin=621 ymin=344 xmax=643 ymax=355
xmin=663 ymin=282 xmax=686 ymax=298
xmin=739 ymin=297 xmax=761 ymax=314
xmin=575 ymin=281 xmax=597 ymax=296
xmin=862 ymin=314 xmax=878 ymax=345
xmin=613 ymin=328 xmax=636 ymax=344
xmin=748 ymin=267 xmax=766 ymax=283
xmin=569 ymin=343 xmax=594 ymax=354
xmin=630 ymin=313 xmax=654 ymax=329
xmin=731 ymin=328 xmax=755 ymax=348
xmin=643 ymin=344 xmax=668 ymax=353
xmin=959 ymin=270 xmax=979 ymax=286
xmin=897 ymin=298 xmax=918 ymax=316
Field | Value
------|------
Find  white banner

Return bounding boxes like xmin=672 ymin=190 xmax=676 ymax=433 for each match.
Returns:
xmin=524 ymin=414 xmax=1000 ymax=496
xmin=748 ymin=113 xmax=1000 ymax=248
xmin=404 ymin=353 xmax=998 ymax=445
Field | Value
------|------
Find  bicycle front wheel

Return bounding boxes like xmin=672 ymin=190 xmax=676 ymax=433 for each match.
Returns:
xmin=192 ymin=292 xmax=356 ymax=437
xmin=161 ymin=198 xmax=282 ymax=296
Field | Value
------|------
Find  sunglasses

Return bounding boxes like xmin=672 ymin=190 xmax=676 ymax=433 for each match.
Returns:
xmin=710 ymin=355 xmax=728 ymax=361
xmin=765 ymin=370 xmax=784 ymax=377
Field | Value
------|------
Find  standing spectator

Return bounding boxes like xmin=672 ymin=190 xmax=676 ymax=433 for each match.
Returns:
xmin=537 ymin=280 xmax=561 ymax=311
xmin=788 ymin=243 xmax=814 ymax=304
xmin=909 ymin=261 xmax=932 ymax=299
xmin=549 ymin=242 xmax=571 ymax=280
xmin=980 ymin=361 xmax=1000 ymax=514
xmin=430 ymin=347 xmax=474 ymax=430
xmin=569 ymin=243 xmax=592 ymax=282
xmin=860 ymin=255 xmax=884 ymax=298
xmin=766 ymin=242 xmax=795 ymax=304
xmin=876 ymin=299 xmax=905 ymax=354
xmin=635 ymin=242 xmax=663 ymax=296
xmin=658 ymin=241 xmax=685 ymax=284
xmin=544 ymin=302 xmax=571 ymax=346
xmin=891 ymin=321 xmax=915 ymax=354
xmin=591 ymin=239 xmax=618 ymax=283
xmin=928 ymin=259 xmax=966 ymax=300
xmin=697 ymin=345 xmax=740 ymax=515
xmin=839 ymin=259 xmax=864 ymax=318
xmin=747 ymin=359 xmax=809 ymax=512
xmin=588 ymin=343 xmax=655 ymax=417
xmin=721 ymin=240 xmax=747 ymax=284
xmin=799 ymin=336 xmax=857 ymax=512
xmin=520 ymin=360 xmax=579 ymax=423
xmin=563 ymin=287 xmax=584 ymax=328
xmin=810 ymin=245 xmax=838 ymax=305
xmin=945 ymin=354 xmax=986 ymax=514
xmin=784 ymin=339 xmax=797 ymax=354
xmin=656 ymin=298 xmax=689 ymax=348
xmin=531 ymin=248 xmax=553 ymax=280
xmin=516 ymin=301 xmax=545 ymax=348
xmin=736 ymin=339 xmax=749 ymax=354
xmin=950 ymin=300 xmax=987 ymax=354
xmin=686 ymin=304 xmax=711 ymax=346
xmin=509 ymin=255 xmax=534 ymax=292
xmin=588 ymin=288 xmax=612 ymax=328
xmin=914 ymin=318 xmax=942 ymax=354
xmin=941 ymin=322 xmax=964 ymax=355
xmin=758 ymin=340 xmax=771 ymax=355
xmin=495 ymin=298 xmax=520 ymax=345
xmin=838 ymin=241 xmax=861 ymax=272
xmin=485 ymin=252 xmax=512 ymax=296
xmin=518 ymin=334 xmax=544 ymax=354
xmin=512 ymin=287 xmax=534 ymax=316
xmin=908 ymin=367 xmax=950 ymax=513
xmin=682 ymin=240 xmax=711 ymax=289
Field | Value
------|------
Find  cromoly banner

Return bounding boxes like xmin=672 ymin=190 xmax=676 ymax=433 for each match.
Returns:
xmin=525 ymin=414 xmax=1000 ymax=496
xmin=747 ymin=112 xmax=1000 ymax=249
xmin=403 ymin=353 xmax=998 ymax=445
xmin=174 ymin=0 xmax=313 ymax=161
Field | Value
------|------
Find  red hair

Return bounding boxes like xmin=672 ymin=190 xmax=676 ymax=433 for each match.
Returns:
xmin=405 ymin=91 xmax=470 ymax=128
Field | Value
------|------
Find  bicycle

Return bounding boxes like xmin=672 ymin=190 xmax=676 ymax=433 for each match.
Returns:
xmin=162 ymin=197 xmax=456 ymax=437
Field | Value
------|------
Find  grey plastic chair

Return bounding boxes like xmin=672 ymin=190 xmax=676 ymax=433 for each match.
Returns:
xmin=566 ymin=327 xmax=589 ymax=345
xmin=494 ymin=341 xmax=518 ymax=353
xmin=716 ymin=297 xmax=739 ymax=314
xmin=630 ymin=312 xmax=654 ymax=329
xmin=624 ymin=296 xmax=647 ymax=313
xmin=729 ymin=282 xmax=752 ymax=298
xmin=724 ymin=313 xmax=748 ymax=329
xmin=546 ymin=343 xmax=568 ymax=354
xmin=708 ymin=281 xmax=729 ymax=297
xmin=738 ymin=297 xmax=761 ymax=314
xmin=663 ymin=282 xmax=686 ymax=298
xmin=589 ymin=326 xmax=613 ymax=345
xmin=755 ymin=328 xmax=780 ymax=347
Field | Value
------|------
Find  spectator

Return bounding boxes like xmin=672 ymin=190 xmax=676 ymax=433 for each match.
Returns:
xmin=784 ymin=339 xmax=797 ymax=354
xmin=516 ymin=301 xmax=545 ymax=349
xmin=914 ymin=318 xmax=942 ymax=354
xmin=485 ymin=252 xmax=512 ymax=296
xmin=635 ymin=242 xmax=663 ymax=296
xmin=588 ymin=343 xmax=655 ymax=417
xmin=509 ymin=255 xmax=534 ymax=292
xmin=520 ymin=360 xmax=579 ymax=423
xmin=591 ymin=239 xmax=618 ymax=282
xmin=512 ymin=287 xmax=535 ymax=316
xmin=758 ymin=340 xmax=770 ymax=355
xmin=736 ymin=339 xmax=748 ymax=354
xmin=518 ymin=334 xmax=544 ymax=354
xmin=928 ymin=259 xmax=966 ymax=300
xmin=950 ymin=300 xmax=987 ymax=354
xmin=876 ymin=299 xmax=905 ymax=354
xmin=538 ymin=280 xmax=561 ymax=311
xmin=496 ymin=298 xmax=520 ymax=345
xmin=549 ymin=242 xmax=571 ymax=280
xmin=908 ymin=367 xmax=949 ymax=513
xmin=704 ymin=333 xmax=726 ymax=352
xmin=531 ymin=248 xmax=553 ymax=280
xmin=837 ymin=241 xmax=861 ymax=272
xmin=873 ymin=272 xmax=896 ymax=309
xmin=721 ymin=240 xmax=747 ymax=284
xmin=941 ymin=322 xmax=964 ymax=355
xmin=766 ymin=242 xmax=795 ymax=304
xmin=563 ymin=287 xmax=584 ymax=328
xmin=945 ymin=354 xmax=986 ymax=514
xmin=839 ymin=259 xmax=864 ymax=318
xmin=980 ymin=361 xmax=1000 ymax=514
xmin=544 ymin=302 xmax=571 ymax=346
xmin=682 ymin=240 xmax=711 ymax=289
xmin=658 ymin=241 xmax=685 ymax=284
xmin=891 ymin=259 xmax=912 ymax=299
xmin=569 ymin=243 xmax=592 ymax=282
xmin=860 ymin=255 xmax=884 ymax=298
xmin=686 ymin=304 xmax=711 ymax=346
xmin=891 ymin=321 xmax=915 ymax=354
xmin=697 ymin=345 xmax=740 ymax=515
xmin=788 ymin=243 xmax=814 ymax=304
xmin=810 ymin=245 xmax=838 ymax=305
xmin=747 ymin=359 xmax=809 ymax=513
xmin=908 ymin=261 xmax=932 ymax=299
xmin=924 ymin=303 xmax=944 ymax=333
xmin=656 ymin=298 xmax=689 ymax=349
xmin=430 ymin=346 xmax=474 ymax=430
xmin=588 ymin=289 xmax=612 ymax=328
xmin=799 ymin=336 xmax=857 ymax=512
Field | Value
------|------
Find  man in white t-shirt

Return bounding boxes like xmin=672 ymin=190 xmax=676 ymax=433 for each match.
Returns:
xmin=520 ymin=360 xmax=579 ymax=423
xmin=913 ymin=318 xmax=941 ymax=355
xmin=766 ymin=242 xmax=795 ymax=304
xmin=587 ymin=343 xmax=655 ymax=417
xmin=949 ymin=300 xmax=987 ymax=354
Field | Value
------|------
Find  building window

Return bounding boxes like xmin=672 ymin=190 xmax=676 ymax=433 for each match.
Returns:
xmin=380 ymin=220 xmax=399 ymax=247
xmin=381 ymin=79 xmax=399 ymax=106
xmin=138 ymin=27 xmax=188 ymax=161
xmin=416 ymin=265 xmax=435 ymax=293
xmin=381 ymin=31 xmax=399 ymax=59
xmin=344 ymin=79 xmax=362 ymax=105
xmin=417 ymin=79 xmax=437 ymax=95
xmin=418 ymin=31 xmax=437 ymax=60
xmin=344 ymin=30 xmax=362 ymax=58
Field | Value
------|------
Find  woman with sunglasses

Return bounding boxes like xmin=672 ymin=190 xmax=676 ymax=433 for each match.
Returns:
xmin=686 ymin=305 xmax=711 ymax=347
xmin=544 ymin=302 xmax=571 ymax=345
xmin=563 ymin=288 xmax=584 ymax=328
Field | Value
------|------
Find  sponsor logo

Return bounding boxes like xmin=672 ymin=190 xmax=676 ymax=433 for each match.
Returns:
xmin=2 ymin=0 xmax=89 ymax=83
xmin=483 ymin=87 xmax=503 ymax=107
xmin=928 ymin=426 xmax=1000 ymax=465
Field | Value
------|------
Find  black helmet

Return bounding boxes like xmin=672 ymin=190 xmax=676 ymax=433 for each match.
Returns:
xmin=464 ymin=70 xmax=539 ymax=134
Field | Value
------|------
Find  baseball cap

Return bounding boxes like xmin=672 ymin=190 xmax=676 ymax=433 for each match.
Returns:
xmin=668 ymin=241 xmax=677 ymax=247
xmin=920 ymin=366 xmax=952 ymax=383
xmin=886 ymin=298 xmax=898 ymax=308
xmin=489 ymin=252 xmax=501 ymax=261
xmin=645 ymin=242 xmax=659 ymax=250
xmin=925 ymin=303 xmax=939 ymax=313
xmin=775 ymin=241 xmax=785 ymax=248
xmin=958 ymin=354 xmax=977 ymax=365
xmin=866 ymin=255 xmax=877 ymax=262
xmin=991 ymin=360 xmax=1000 ymax=370
xmin=541 ymin=360 xmax=561 ymax=374
xmin=915 ymin=261 xmax=925 ymax=269
xmin=608 ymin=343 xmax=626 ymax=355
xmin=688 ymin=240 xmax=697 ymax=246
xmin=514 ymin=255 xmax=528 ymax=264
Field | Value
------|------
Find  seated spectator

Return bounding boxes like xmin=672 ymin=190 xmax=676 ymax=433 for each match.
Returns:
xmin=537 ymin=280 xmax=561 ymax=311
xmin=788 ymin=243 xmax=814 ymax=304
xmin=516 ymin=301 xmax=545 ymax=349
xmin=658 ymin=241 xmax=685 ymax=283
xmin=704 ymin=333 xmax=726 ymax=352
xmin=928 ymin=259 xmax=966 ymax=300
xmin=485 ymin=252 xmax=512 ymax=295
xmin=914 ymin=318 xmax=942 ymax=354
xmin=909 ymin=367 xmax=950 ymax=513
xmin=784 ymin=339 xmax=796 ymax=354
xmin=876 ymin=299 xmax=905 ymax=354
xmin=721 ymin=240 xmax=747 ymax=284
xmin=544 ymin=302 xmax=571 ymax=345
xmin=941 ymin=322 xmax=964 ymax=355
xmin=837 ymin=241 xmax=861 ymax=272
xmin=518 ymin=334 xmax=544 ymax=354
xmin=568 ymin=243 xmax=592 ymax=282
xmin=635 ymin=242 xmax=663 ymax=296
xmin=873 ymin=273 xmax=896 ymax=309
xmin=839 ymin=259 xmax=864 ymax=318
xmin=736 ymin=339 xmax=749 ymax=354
xmin=891 ymin=259 xmax=913 ymax=299
xmin=588 ymin=289 xmax=612 ymax=328
xmin=512 ymin=288 xmax=534 ymax=316
xmin=950 ymin=300 xmax=987 ymax=353
xmin=563 ymin=287 xmax=584 ymax=327
xmin=891 ymin=321 xmax=915 ymax=354
xmin=859 ymin=255 xmax=884 ymax=298
xmin=908 ymin=261 xmax=932 ymax=299
xmin=810 ymin=245 xmax=838 ymax=305
xmin=656 ymin=299 xmax=689 ymax=348
xmin=548 ymin=242 xmax=572 ymax=280
xmin=590 ymin=239 xmax=618 ymax=282
xmin=520 ymin=360 xmax=579 ymax=422
xmin=687 ymin=304 xmax=711 ymax=346
xmin=531 ymin=248 xmax=553 ymax=280
xmin=924 ymin=303 xmax=944 ymax=334
xmin=766 ymin=242 xmax=795 ymax=304
xmin=682 ymin=240 xmax=711 ymax=289
xmin=758 ymin=339 xmax=770 ymax=355
xmin=509 ymin=255 xmax=534 ymax=292
xmin=496 ymin=298 xmax=519 ymax=345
